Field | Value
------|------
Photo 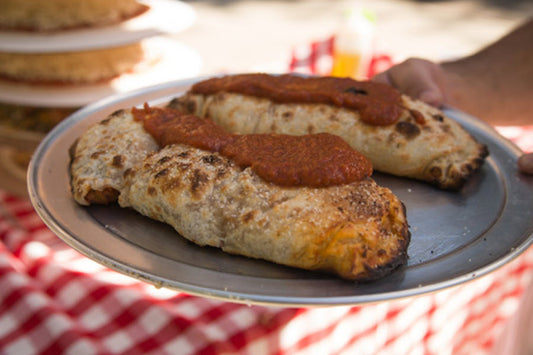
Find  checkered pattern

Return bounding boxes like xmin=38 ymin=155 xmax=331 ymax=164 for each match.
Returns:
xmin=1 ymin=188 xmax=532 ymax=355
xmin=288 ymin=35 xmax=394 ymax=79
xmin=1 ymin=38 xmax=532 ymax=354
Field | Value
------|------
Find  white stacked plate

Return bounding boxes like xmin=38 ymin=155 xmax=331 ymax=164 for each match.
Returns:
xmin=0 ymin=0 xmax=196 ymax=53
xmin=0 ymin=0 xmax=201 ymax=196
xmin=0 ymin=37 xmax=202 ymax=107
xmin=0 ymin=0 xmax=201 ymax=107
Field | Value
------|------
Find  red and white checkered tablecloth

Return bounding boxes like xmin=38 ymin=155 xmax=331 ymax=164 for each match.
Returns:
xmin=1 ymin=38 xmax=533 ymax=355
xmin=1 ymin=181 xmax=532 ymax=355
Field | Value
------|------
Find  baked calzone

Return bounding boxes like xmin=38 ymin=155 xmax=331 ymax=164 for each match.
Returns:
xmin=69 ymin=106 xmax=410 ymax=281
xmin=169 ymin=73 xmax=488 ymax=190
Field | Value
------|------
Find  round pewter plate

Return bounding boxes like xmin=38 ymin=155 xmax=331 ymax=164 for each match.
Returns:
xmin=27 ymin=78 xmax=533 ymax=307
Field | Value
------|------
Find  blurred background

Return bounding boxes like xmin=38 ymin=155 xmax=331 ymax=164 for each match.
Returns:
xmin=175 ymin=0 xmax=533 ymax=74
xmin=0 ymin=0 xmax=531 ymax=196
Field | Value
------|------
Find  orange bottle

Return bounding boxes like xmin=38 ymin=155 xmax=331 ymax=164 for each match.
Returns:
xmin=331 ymin=8 xmax=375 ymax=79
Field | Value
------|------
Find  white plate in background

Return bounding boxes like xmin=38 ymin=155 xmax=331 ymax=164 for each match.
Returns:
xmin=0 ymin=37 xmax=202 ymax=107
xmin=0 ymin=0 xmax=196 ymax=53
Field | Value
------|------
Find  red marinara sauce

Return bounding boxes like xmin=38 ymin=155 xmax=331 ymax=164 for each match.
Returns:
xmin=190 ymin=73 xmax=406 ymax=126
xmin=132 ymin=104 xmax=372 ymax=187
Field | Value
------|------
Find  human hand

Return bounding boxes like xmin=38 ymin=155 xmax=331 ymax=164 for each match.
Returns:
xmin=372 ymin=58 xmax=449 ymax=108
xmin=373 ymin=58 xmax=533 ymax=175
xmin=518 ymin=154 xmax=533 ymax=175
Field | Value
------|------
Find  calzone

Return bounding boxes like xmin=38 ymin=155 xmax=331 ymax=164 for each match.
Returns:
xmin=69 ymin=106 xmax=410 ymax=281
xmin=169 ymin=73 xmax=488 ymax=190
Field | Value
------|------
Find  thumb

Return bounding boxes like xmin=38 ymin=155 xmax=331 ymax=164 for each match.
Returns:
xmin=373 ymin=58 xmax=447 ymax=108
xmin=404 ymin=63 xmax=447 ymax=107
xmin=418 ymin=88 xmax=446 ymax=108
xmin=518 ymin=153 xmax=533 ymax=175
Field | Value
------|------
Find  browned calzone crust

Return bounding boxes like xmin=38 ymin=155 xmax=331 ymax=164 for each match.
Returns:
xmin=170 ymin=91 xmax=488 ymax=190
xmin=70 ymin=109 xmax=410 ymax=281
xmin=70 ymin=109 xmax=158 ymax=205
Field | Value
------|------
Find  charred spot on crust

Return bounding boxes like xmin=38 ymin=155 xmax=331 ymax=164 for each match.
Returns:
xmin=90 ymin=150 xmax=104 ymax=159
xmin=157 ymin=156 xmax=171 ymax=165
xmin=432 ymin=114 xmax=444 ymax=122
xmin=241 ymin=211 xmax=256 ymax=223
xmin=429 ymin=166 xmax=442 ymax=179
xmin=85 ymin=187 xmax=119 ymax=204
xmin=440 ymin=123 xmax=452 ymax=133
xmin=183 ymin=100 xmax=197 ymax=114
xmin=282 ymin=111 xmax=294 ymax=120
xmin=216 ymin=167 xmax=229 ymax=178
xmin=155 ymin=168 xmax=169 ymax=178
xmin=213 ymin=93 xmax=227 ymax=103
xmin=328 ymin=114 xmax=339 ymax=122
xmin=480 ymin=144 xmax=489 ymax=160
xmin=191 ymin=169 xmax=209 ymax=195
xmin=162 ymin=178 xmax=182 ymax=192
xmin=409 ymin=109 xmax=426 ymax=124
xmin=112 ymin=155 xmax=125 ymax=168
xmin=176 ymin=162 xmax=191 ymax=172
xmin=426 ymin=144 xmax=489 ymax=190
xmin=184 ymin=100 xmax=197 ymax=114
xmin=395 ymin=121 xmax=421 ymax=139
xmin=167 ymin=97 xmax=196 ymax=114
xmin=69 ymin=139 xmax=79 ymax=160
xmin=147 ymin=186 xmax=157 ymax=196
xmin=202 ymin=154 xmax=222 ymax=165
xmin=167 ymin=97 xmax=179 ymax=107
xmin=123 ymin=168 xmax=134 ymax=178
xmin=345 ymin=87 xmax=368 ymax=95
xmin=107 ymin=109 xmax=125 ymax=121
xmin=355 ymin=247 xmax=408 ymax=283
xmin=356 ymin=216 xmax=411 ymax=282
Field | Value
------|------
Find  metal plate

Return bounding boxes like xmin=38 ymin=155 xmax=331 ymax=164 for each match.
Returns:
xmin=27 ymin=78 xmax=533 ymax=307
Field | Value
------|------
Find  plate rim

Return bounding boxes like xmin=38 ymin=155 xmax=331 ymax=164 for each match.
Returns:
xmin=27 ymin=76 xmax=533 ymax=307
xmin=0 ymin=0 xmax=196 ymax=53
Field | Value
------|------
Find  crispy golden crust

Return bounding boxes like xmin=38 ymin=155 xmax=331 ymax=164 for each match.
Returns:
xmin=70 ymin=108 xmax=410 ymax=280
xmin=119 ymin=144 xmax=410 ymax=281
xmin=170 ymin=89 xmax=488 ymax=190
xmin=69 ymin=109 xmax=158 ymax=205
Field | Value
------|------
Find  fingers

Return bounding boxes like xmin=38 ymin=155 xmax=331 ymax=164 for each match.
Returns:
xmin=418 ymin=90 xmax=445 ymax=107
xmin=373 ymin=58 xmax=533 ymax=175
xmin=372 ymin=58 xmax=446 ymax=108
xmin=372 ymin=71 xmax=391 ymax=85
xmin=518 ymin=153 xmax=533 ymax=175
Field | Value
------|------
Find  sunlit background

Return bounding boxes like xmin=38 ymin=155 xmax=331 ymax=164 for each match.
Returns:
xmin=174 ymin=0 xmax=533 ymax=75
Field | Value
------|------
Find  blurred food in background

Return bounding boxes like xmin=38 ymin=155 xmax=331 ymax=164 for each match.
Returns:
xmin=0 ymin=0 xmax=199 ymax=196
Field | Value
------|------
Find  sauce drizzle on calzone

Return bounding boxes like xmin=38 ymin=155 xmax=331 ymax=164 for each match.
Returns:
xmin=190 ymin=73 xmax=406 ymax=125
xmin=132 ymin=104 xmax=373 ymax=187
